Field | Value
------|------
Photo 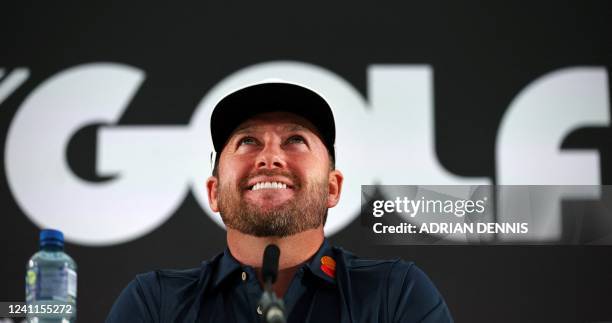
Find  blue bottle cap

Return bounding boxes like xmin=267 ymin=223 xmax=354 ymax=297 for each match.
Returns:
xmin=40 ymin=229 xmax=64 ymax=248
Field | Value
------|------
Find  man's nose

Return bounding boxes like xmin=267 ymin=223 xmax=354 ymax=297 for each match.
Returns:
xmin=255 ymin=143 xmax=287 ymax=170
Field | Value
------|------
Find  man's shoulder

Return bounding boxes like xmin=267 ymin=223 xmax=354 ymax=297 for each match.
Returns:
xmin=332 ymin=245 xmax=416 ymax=274
xmin=332 ymin=245 xmax=436 ymax=291
xmin=106 ymin=254 xmax=222 ymax=322
xmin=130 ymin=266 xmax=202 ymax=292
xmin=139 ymin=266 xmax=203 ymax=284
xmin=331 ymin=246 xmax=452 ymax=322
xmin=132 ymin=254 xmax=222 ymax=292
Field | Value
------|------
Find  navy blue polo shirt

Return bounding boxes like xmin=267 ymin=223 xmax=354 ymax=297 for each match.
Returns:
xmin=106 ymin=240 xmax=452 ymax=322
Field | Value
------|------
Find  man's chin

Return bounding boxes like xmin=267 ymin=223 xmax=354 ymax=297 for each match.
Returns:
xmin=241 ymin=197 xmax=294 ymax=212
xmin=245 ymin=203 xmax=291 ymax=216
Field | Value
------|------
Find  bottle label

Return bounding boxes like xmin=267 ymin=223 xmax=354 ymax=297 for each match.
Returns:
xmin=27 ymin=265 xmax=76 ymax=302
xmin=39 ymin=266 xmax=68 ymax=300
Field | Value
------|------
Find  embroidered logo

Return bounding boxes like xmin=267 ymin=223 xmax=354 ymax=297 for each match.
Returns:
xmin=320 ymin=256 xmax=336 ymax=278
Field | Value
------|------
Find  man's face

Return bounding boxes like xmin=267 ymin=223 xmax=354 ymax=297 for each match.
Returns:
xmin=206 ymin=112 xmax=343 ymax=237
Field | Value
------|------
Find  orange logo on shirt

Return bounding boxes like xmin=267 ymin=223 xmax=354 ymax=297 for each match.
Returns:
xmin=320 ymin=256 xmax=336 ymax=278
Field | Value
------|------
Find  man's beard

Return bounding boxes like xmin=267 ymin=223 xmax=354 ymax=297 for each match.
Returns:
xmin=217 ymin=171 xmax=329 ymax=237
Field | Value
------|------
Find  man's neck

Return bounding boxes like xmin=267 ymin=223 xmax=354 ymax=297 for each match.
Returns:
xmin=226 ymin=227 xmax=325 ymax=269
xmin=226 ymin=227 xmax=325 ymax=298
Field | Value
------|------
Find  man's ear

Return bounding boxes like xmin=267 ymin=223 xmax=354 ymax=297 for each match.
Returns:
xmin=327 ymin=169 xmax=344 ymax=208
xmin=206 ymin=176 xmax=220 ymax=212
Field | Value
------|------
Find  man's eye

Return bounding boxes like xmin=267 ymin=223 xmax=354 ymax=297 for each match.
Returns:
xmin=239 ymin=137 xmax=257 ymax=145
xmin=286 ymin=135 xmax=305 ymax=144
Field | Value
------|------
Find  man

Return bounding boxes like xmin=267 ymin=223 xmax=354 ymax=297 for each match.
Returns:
xmin=106 ymin=82 xmax=453 ymax=322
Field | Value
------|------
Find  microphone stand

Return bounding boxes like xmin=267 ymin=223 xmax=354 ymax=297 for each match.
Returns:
xmin=259 ymin=245 xmax=286 ymax=323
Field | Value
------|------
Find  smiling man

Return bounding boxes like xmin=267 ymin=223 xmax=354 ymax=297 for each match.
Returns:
xmin=106 ymin=82 xmax=453 ymax=322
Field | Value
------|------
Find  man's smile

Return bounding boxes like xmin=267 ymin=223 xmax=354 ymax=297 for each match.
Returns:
xmin=242 ymin=177 xmax=297 ymax=206
xmin=250 ymin=181 xmax=289 ymax=190
xmin=245 ymin=176 xmax=296 ymax=190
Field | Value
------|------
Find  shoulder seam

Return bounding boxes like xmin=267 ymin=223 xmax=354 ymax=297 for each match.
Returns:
xmin=388 ymin=260 xmax=416 ymax=322
xmin=133 ymin=272 xmax=159 ymax=320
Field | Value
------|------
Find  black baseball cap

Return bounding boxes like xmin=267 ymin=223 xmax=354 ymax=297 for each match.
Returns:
xmin=210 ymin=82 xmax=336 ymax=160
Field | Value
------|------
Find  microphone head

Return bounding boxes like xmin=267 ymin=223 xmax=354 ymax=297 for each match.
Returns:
xmin=262 ymin=244 xmax=280 ymax=284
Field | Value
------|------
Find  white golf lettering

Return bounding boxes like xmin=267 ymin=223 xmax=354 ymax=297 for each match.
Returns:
xmin=496 ymin=67 xmax=610 ymax=241
xmin=4 ymin=62 xmax=609 ymax=245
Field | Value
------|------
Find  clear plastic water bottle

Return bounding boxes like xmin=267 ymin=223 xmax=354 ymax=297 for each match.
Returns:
xmin=25 ymin=229 xmax=77 ymax=322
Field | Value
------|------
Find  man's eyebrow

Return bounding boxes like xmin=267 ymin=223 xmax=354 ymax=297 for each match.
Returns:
xmin=232 ymin=126 xmax=258 ymax=136
xmin=282 ymin=124 xmax=308 ymax=132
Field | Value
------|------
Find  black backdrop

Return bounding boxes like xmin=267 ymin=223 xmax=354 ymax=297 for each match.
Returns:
xmin=1 ymin=1 xmax=612 ymax=322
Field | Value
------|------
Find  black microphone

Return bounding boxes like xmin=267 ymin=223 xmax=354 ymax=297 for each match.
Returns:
xmin=259 ymin=244 xmax=285 ymax=323
xmin=262 ymin=244 xmax=280 ymax=285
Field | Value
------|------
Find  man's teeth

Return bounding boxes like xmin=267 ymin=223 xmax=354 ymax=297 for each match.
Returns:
xmin=251 ymin=182 xmax=288 ymax=191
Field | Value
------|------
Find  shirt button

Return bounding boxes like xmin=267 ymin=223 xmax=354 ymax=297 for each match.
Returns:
xmin=257 ymin=305 xmax=263 ymax=315
xmin=241 ymin=272 xmax=247 ymax=281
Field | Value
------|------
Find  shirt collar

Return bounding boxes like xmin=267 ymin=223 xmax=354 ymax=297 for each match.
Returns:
xmin=212 ymin=248 xmax=242 ymax=288
xmin=303 ymin=238 xmax=336 ymax=285
xmin=211 ymin=238 xmax=337 ymax=288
